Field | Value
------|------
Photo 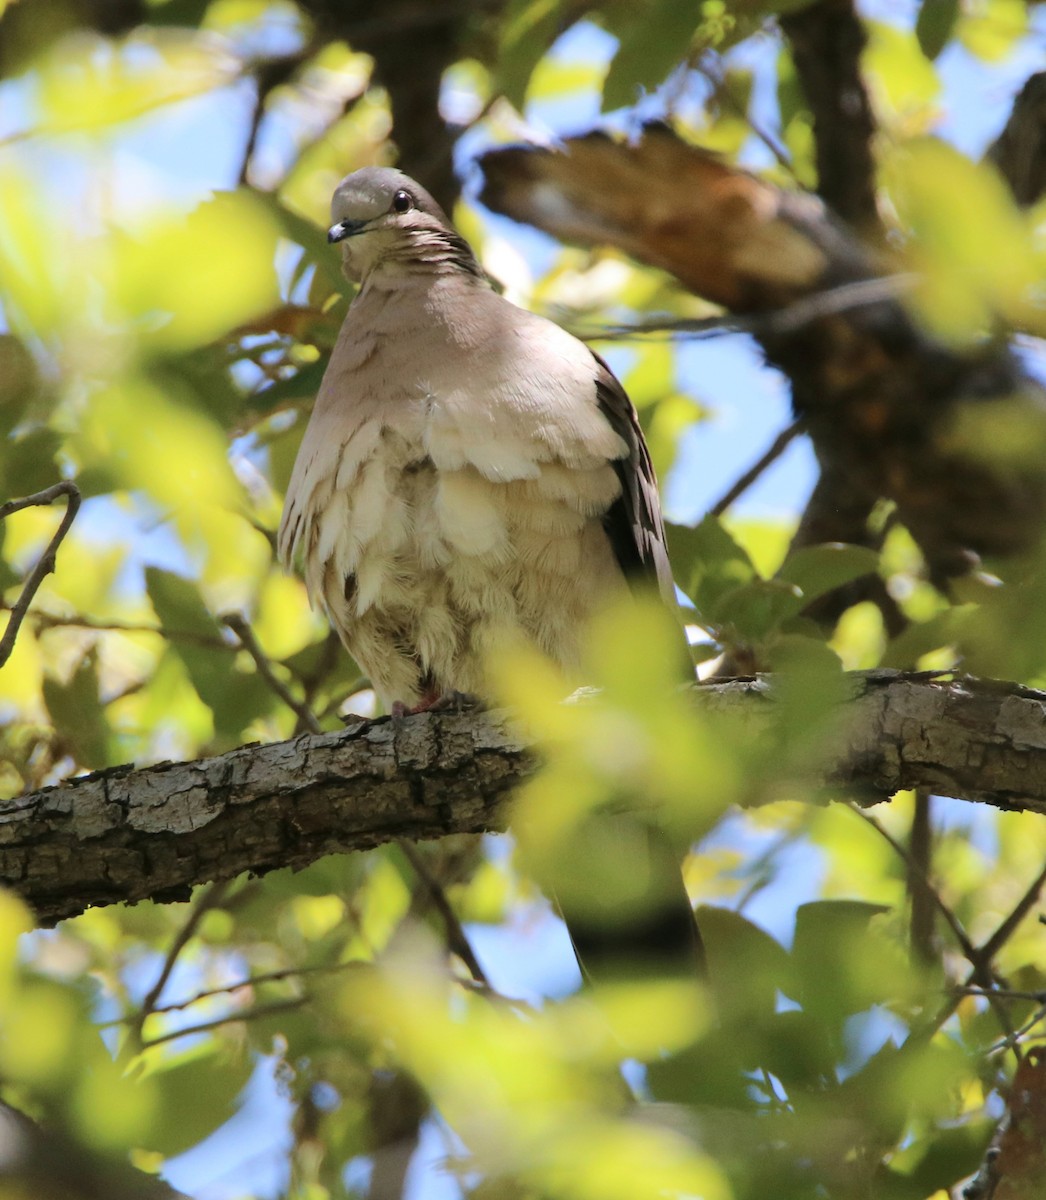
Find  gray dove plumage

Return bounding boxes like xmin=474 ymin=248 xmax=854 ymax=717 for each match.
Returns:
xmin=278 ymin=166 xmax=674 ymax=711
xmin=278 ymin=167 xmax=703 ymax=980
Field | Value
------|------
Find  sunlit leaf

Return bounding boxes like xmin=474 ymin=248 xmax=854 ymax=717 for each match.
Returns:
xmin=36 ymin=31 xmax=236 ymax=136
xmin=777 ymin=543 xmax=881 ymax=604
xmin=957 ymin=0 xmax=1028 ymax=62
xmin=885 ymin=137 xmax=1038 ymax=339
xmin=864 ymin=21 xmax=941 ymax=132
xmin=113 ymin=192 xmax=280 ymax=351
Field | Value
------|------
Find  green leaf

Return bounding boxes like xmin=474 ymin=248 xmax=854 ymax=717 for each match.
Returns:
xmin=140 ymin=1043 xmax=253 ymax=1157
xmin=776 ymin=543 xmax=881 ymax=604
xmin=0 ymin=335 xmax=39 ymax=438
xmin=837 ymin=1037 xmax=974 ymax=1143
xmin=666 ymin=516 xmax=756 ymax=617
xmin=898 ymin=1119 xmax=994 ymax=1195
xmin=790 ymin=899 xmax=897 ymax=1024
xmin=145 ymin=567 xmax=274 ymax=741
xmin=957 ymin=0 xmax=1028 ymax=62
xmin=715 ymin=578 xmax=803 ymax=642
xmin=145 ymin=565 xmax=224 ymax=644
xmin=697 ymin=905 xmax=791 ymax=1031
xmin=43 ymin=648 xmax=111 ymax=770
xmin=602 ymin=1 xmax=700 ymax=111
xmin=915 ymin=0 xmax=960 ymax=59
xmin=759 ymin=1008 xmax=838 ymax=1091
xmin=4 ymin=428 xmax=63 ymax=499
xmin=258 ymin=195 xmax=349 ymax=295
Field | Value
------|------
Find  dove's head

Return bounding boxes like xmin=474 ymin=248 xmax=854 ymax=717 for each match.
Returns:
xmin=328 ymin=167 xmax=482 ymax=283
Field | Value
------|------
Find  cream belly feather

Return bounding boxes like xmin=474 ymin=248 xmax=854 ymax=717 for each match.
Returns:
xmin=278 ymin=278 xmax=630 ymax=709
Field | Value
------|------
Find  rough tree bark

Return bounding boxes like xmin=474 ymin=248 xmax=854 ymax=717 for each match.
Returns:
xmin=6 ymin=672 xmax=1046 ymax=925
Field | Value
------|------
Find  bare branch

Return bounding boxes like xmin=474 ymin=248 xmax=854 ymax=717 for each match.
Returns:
xmin=0 ymin=482 xmax=81 ymax=669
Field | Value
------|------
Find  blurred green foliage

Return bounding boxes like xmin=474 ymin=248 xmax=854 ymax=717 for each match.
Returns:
xmin=0 ymin=0 xmax=1044 ymax=1197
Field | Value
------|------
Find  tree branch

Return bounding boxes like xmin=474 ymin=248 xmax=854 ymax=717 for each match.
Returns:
xmin=479 ymin=128 xmax=1046 ymax=582
xmin=779 ymin=0 xmax=880 ymax=231
xmin=0 ymin=482 xmax=81 ymax=669
xmin=986 ymin=70 xmax=1046 ymax=208
xmin=7 ymin=673 xmax=1046 ymax=924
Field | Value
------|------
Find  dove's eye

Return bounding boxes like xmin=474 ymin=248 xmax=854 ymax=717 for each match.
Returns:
xmin=392 ymin=190 xmax=414 ymax=214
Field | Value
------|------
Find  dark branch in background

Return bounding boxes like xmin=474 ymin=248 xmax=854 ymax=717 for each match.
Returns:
xmin=299 ymin=0 xmax=507 ymax=212
xmin=7 ymin=672 xmax=1046 ymax=924
xmin=140 ymin=997 xmax=305 ymax=1051
xmin=0 ymin=482 xmax=81 ymax=669
xmin=907 ymin=789 xmax=937 ymax=965
xmin=987 ymin=70 xmax=1046 ymax=208
xmin=478 ymin=128 xmax=1046 ymax=585
xmin=398 ymin=840 xmax=491 ymax=989
xmin=779 ymin=0 xmax=880 ymax=232
xmin=237 ymin=47 xmax=315 ymax=186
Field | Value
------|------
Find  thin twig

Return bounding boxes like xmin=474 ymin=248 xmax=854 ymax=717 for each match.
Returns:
xmin=398 ymin=842 xmax=492 ymax=991
xmin=693 ymin=59 xmax=797 ymax=178
xmin=118 ymin=961 xmax=359 ymax=1022
xmin=851 ymin=807 xmax=980 ymax=965
xmin=957 ymin=987 xmax=1046 ymax=1001
xmin=0 ymin=603 xmax=232 ymax=650
xmin=237 ymin=48 xmax=314 ymax=186
xmin=0 ymin=482 xmax=81 ymax=669
xmin=131 ymin=880 xmax=232 ymax=1047
xmin=140 ymin=998 xmax=306 ymax=1051
xmin=986 ymin=1000 xmax=1046 ymax=1055
xmin=915 ymin=862 xmax=1046 ymax=1045
xmin=708 ymin=421 xmax=804 ymax=517
xmin=222 ymin=611 xmax=322 ymax=733
xmin=573 ymin=276 xmax=915 ymax=344
xmin=855 ymin=803 xmax=1016 ymax=1049
xmin=978 ymin=860 xmax=1046 ymax=962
